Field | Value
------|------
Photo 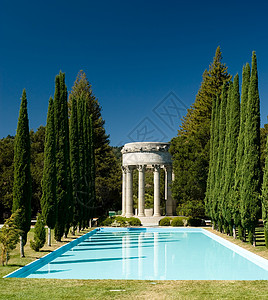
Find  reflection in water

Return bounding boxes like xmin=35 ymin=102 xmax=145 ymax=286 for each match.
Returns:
xmin=154 ymin=232 xmax=159 ymax=277
xmin=138 ymin=232 xmax=143 ymax=279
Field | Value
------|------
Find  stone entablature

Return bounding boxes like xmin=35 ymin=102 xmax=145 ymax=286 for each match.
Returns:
xmin=121 ymin=142 xmax=175 ymax=218
xmin=122 ymin=142 xmax=172 ymax=167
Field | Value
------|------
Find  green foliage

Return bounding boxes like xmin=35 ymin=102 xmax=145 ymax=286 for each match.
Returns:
xmin=233 ymin=63 xmax=250 ymax=228
xmin=69 ymin=71 xmax=121 ymax=216
xmin=12 ymin=89 xmax=32 ymax=246
xmin=100 ymin=216 xmax=141 ymax=227
xmin=159 ymin=217 xmax=171 ymax=226
xmin=222 ymin=75 xmax=240 ymax=229
xmin=0 ymin=210 xmax=21 ymax=265
xmin=127 ymin=217 xmax=141 ymax=226
xmin=30 ymin=214 xmax=46 ymax=252
xmin=176 ymin=200 xmax=205 ymax=218
xmin=0 ymin=136 xmax=14 ymax=218
xmin=54 ymin=72 xmax=73 ymax=241
xmin=240 ymin=52 xmax=261 ymax=244
xmin=171 ymin=47 xmax=231 ymax=217
xmin=100 ymin=217 xmax=114 ymax=226
xmin=30 ymin=126 xmax=45 ymax=217
xmin=41 ymin=98 xmax=57 ymax=230
xmin=69 ymin=96 xmax=80 ymax=228
xmin=187 ymin=217 xmax=203 ymax=227
xmin=171 ymin=216 xmax=187 ymax=227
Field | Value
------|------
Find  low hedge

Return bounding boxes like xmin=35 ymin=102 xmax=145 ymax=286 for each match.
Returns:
xmin=159 ymin=217 xmax=171 ymax=226
xmin=187 ymin=217 xmax=203 ymax=227
xmin=171 ymin=216 xmax=188 ymax=227
xmin=100 ymin=216 xmax=141 ymax=227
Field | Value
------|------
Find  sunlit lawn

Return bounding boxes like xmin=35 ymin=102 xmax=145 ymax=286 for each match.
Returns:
xmin=1 ymin=227 xmax=268 ymax=299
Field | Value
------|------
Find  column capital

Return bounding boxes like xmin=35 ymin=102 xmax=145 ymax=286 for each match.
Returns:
xmin=125 ymin=165 xmax=134 ymax=173
xmin=122 ymin=166 xmax=127 ymax=173
xmin=137 ymin=164 xmax=146 ymax=172
xmin=152 ymin=164 xmax=160 ymax=172
xmin=164 ymin=164 xmax=172 ymax=172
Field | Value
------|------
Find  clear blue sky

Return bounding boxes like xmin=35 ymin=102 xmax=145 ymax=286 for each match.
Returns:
xmin=1 ymin=0 xmax=268 ymax=146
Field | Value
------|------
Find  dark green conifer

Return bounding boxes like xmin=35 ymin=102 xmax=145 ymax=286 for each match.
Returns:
xmin=240 ymin=52 xmax=261 ymax=245
xmin=12 ymin=89 xmax=32 ymax=257
xmin=233 ymin=64 xmax=251 ymax=239
xmin=220 ymin=81 xmax=233 ymax=234
xmin=261 ymin=132 xmax=268 ymax=248
xmin=54 ymin=72 xmax=73 ymax=241
xmin=212 ymin=82 xmax=228 ymax=231
xmin=205 ymin=95 xmax=218 ymax=222
xmin=41 ymin=97 xmax=57 ymax=246
xmin=69 ymin=97 xmax=80 ymax=231
xmin=30 ymin=213 xmax=46 ymax=252
xmin=222 ymin=75 xmax=240 ymax=234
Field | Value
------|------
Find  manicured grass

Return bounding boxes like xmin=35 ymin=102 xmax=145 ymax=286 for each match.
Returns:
xmin=1 ymin=226 xmax=268 ymax=299
xmin=1 ymin=279 xmax=268 ymax=299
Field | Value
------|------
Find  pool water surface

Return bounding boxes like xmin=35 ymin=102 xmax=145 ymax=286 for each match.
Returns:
xmin=5 ymin=228 xmax=268 ymax=280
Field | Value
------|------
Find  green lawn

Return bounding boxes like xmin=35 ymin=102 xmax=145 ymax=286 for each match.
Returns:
xmin=1 ymin=227 xmax=268 ymax=299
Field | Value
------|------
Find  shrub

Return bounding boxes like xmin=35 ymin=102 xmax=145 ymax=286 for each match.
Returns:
xmin=187 ymin=217 xmax=203 ymax=227
xmin=30 ymin=214 xmax=46 ymax=252
xmin=171 ymin=216 xmax=188 ymax=227
xmin=0 ymin=210 xmax=21 ymax=265
xmin=127 ymin=217 xmax=141 ymax=226
xmin=101 ymin=217 xmax=114 ymax=226
xmin=114 ymin=216 xmax=127 ymax=226
xmin=159 ymin=217 xmax=171 ymax=226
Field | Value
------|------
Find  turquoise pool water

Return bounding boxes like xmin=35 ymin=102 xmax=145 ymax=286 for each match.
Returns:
xmin=5 ymin=228 xmax=268 ymax=280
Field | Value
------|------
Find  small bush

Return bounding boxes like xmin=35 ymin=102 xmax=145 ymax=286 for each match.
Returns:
xmin=127 ymin=217 xmax=141 ymax=226
xmin=187 ymin=217 xmax=202 ymax=227
xmin=171 ymin=216 xmax=188 ymax=227
xmin=114 ymin=216 xmax=127 ymax=226
xmin=159 ymin=217 xmax=171 ymax=226
xmin=30 ymin=214 xmax=46 ymax=252
xmin=101 ymin=217 xmax=114 ymax=226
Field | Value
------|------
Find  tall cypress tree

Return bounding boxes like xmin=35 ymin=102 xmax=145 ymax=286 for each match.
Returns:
xmin=171 ymin=47 xmax=231 ymax=215
xmin=69 ymin=97 xmax=80 ymax=231
xmin=12 ymin=89 xmax=32 ymax=257
xmin=69 ymin=71 xmax=121 ymax=216
xmin=54 ymin=72 xmax=73 ymax=241
xmin=205 ymin=95 xmax=219 ymax=223
xmin=262 ymin=133 xmax=268 ymax=248
xmin=220 ymin=81 xmax=233 ymax=234
xmin=41 ymin=97 xmax=57 ymax=246
xmin=222 ymin=75 xmax=240 ymax=234
xmin=233 ymin=64 xmax=251 ymax=239
xmin=212 ymin=82 xmax=228 ymax=231
xmin=240 ymin=52 xmax=261 ymax=245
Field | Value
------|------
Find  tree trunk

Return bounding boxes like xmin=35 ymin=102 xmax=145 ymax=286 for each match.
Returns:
xmin=20 ymin=236 xmax=25 ymax=257
xmin=48 ymin=227 xmax=51 ymax=246
xmin=233 ymin=225 xmax=237 ymax=239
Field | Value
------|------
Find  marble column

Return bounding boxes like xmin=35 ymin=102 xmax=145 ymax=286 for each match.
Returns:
xmin=153 ymin=164 xmax=161 ymax=217
xmin=165 ymin=165 xmax=173 ymax=216
xmin=125 ymin=165 xmax=134 ymax=218
xmin=121 ymin=166 xmax=126 ymax=216
xmin=138 ymin=164 xmax=146 ymax=217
